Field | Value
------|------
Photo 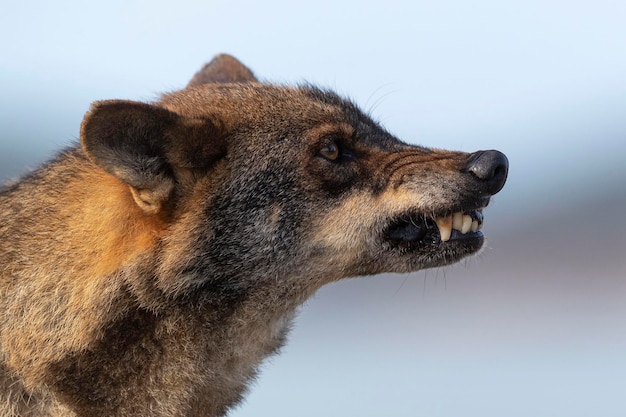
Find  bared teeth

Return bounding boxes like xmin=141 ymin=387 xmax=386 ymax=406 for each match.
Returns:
xmin=434 ymin=216 xmax=452 ymax=242
xmin=461 ymin=214 xmax=472 ymax=233
xmin=452 ymin=212 xmax=463 ymax=231
xmin=434 ymin=211 xmax=483 ymax=242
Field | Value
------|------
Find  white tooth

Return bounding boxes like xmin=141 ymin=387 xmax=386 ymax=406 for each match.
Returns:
xmin=461 ymin=215 xmax=473 ymax=233
xmin=435 ymin=216 xmax=452 ymax=242
xmin=471 ymin=220 xmax=479 ymax=232
xmin=452 ymin=212 xmax=463 ymax=231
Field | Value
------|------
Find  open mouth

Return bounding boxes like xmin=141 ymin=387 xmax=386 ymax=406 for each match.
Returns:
xmin=384 ymin=208 xmax=485 ymax=248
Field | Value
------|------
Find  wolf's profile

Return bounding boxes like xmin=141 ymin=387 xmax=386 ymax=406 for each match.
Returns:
xmin=0 ymin=55 xmax=508 ymax=416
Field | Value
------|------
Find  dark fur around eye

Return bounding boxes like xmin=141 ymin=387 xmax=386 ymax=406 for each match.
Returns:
xmin=317 ymin=139 xmax=357 ymax=163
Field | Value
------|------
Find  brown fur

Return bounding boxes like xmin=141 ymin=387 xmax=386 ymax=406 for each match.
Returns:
xmin=0 ymin=55 xmax=508 ymax=416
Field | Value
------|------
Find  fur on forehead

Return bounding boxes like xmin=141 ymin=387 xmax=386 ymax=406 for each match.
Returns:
xmin=159 ymin=84 xmax=363 ymax=131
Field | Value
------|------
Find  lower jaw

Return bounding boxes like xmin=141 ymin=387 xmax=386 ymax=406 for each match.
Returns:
xmin=383 ymin=232 xmax=485 ymax=270
xmin=387 ymin=228 xmax=484 ymax=248
xmin=429 ymin=233 xmax=485 ymax=265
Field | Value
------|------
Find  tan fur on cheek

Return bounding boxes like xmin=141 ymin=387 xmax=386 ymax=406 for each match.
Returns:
xmin=310 ymin=195 xmax=378 ymax=270
xmin=309 ymin=188 xmax=427 ymax=274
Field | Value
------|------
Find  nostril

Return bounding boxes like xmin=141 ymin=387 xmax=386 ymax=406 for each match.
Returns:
xmin=492 ymin=164 xmax=507 ymax=180
xmin=466 ymin=150 xmax=509 ymax=194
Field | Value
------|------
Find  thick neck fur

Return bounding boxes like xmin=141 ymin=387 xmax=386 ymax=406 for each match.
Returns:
xmin=0 ymin=147 xmax=316 ymax=417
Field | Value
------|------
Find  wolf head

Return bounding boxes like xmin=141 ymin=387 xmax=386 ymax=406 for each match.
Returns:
xmin=80 ymin=54 xmax=508 ymax=304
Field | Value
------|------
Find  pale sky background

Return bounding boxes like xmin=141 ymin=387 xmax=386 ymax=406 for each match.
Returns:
xmin=1 ymin=1 xmax=625 ymax=416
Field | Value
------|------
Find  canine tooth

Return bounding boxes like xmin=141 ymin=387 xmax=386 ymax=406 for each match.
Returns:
xmin=452 ymin=212 xmax=463 ymax=231
xmin=471 ymin=220 xmax=479 ymax=232
xmin=461 ymin=214 xmax=473 ymax=233
xmin=435 ymin=216 xmax=452 ymax=242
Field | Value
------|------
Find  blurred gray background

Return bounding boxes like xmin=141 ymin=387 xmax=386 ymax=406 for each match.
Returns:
xmin=1 ymin=1 xmax=625 ymax=416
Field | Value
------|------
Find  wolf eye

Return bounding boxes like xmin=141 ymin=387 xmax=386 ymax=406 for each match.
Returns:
xmin=319 ymin=141 xmax=340 ymax=161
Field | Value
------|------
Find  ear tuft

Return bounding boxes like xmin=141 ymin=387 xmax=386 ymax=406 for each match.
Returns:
xmin=81 ymin=100 xmax=229 ymax=214
xmin=81 ymin=100 xmax=179 ymax=213
xmin=187 ymin=54 xmax=257 ymax=87
xmin=81 ymin=100 xmax=177 ymax=188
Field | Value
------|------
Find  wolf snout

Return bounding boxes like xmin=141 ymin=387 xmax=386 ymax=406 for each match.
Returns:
xmin=465 ymin=150 xmax=509 ymax=195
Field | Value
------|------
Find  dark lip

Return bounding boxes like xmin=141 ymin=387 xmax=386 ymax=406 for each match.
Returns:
xmin=383 ymin=201 xmax=489 ymax=249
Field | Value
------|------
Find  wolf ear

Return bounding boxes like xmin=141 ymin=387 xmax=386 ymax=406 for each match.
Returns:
xmin=187 ymin=54 xmax=258 ymax=87
xmin=81 ymin=100 xmax=226 ymax=214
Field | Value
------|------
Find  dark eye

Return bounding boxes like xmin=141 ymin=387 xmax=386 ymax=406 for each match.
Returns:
xmin=319 ymin=141 xmax=340 ymax=161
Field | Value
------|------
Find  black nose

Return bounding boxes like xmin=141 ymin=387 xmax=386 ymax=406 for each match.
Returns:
xmin=465 ymin=150 xmax=509 ymax=195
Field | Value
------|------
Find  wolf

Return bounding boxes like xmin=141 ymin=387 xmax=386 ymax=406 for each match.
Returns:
xmin=0 ymin=54 xmax=508 ymax=417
